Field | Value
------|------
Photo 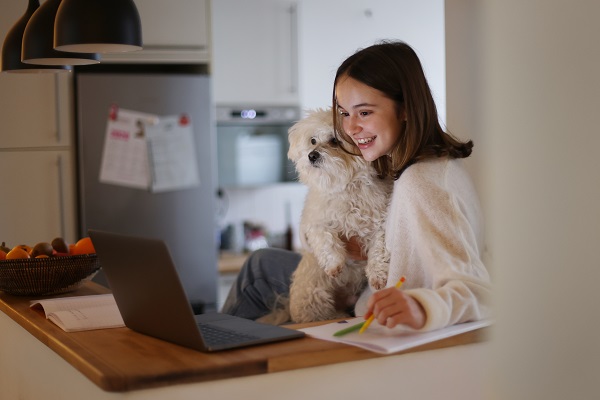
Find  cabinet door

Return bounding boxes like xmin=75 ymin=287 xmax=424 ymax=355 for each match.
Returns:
xmin=212 ymin=0 xmax=299 ymax=105
xmin=0 ymin=150 xmax=77 ymax=246
xmin=297 ymin=0 xmax=446 ymax=114
xmin=0 ymin=73 xmax=72 ymax=149
xmin=136 ymin=0 xmax=209 ymax=48
xmin=101 ymin=0 xmax=210 ymax=63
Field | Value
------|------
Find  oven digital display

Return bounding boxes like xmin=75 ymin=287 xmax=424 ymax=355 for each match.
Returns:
xmin=231 ymin=109 xmax=267 ymax=119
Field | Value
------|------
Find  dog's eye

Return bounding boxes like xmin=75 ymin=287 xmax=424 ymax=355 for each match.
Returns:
xmin=311 ymin=137 xmax=317 ymax=145
xmin=329 ymin=137 xmax=339 ymax=146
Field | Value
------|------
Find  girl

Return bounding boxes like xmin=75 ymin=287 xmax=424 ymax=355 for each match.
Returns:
xmin=222 ymin=41 xmax=491 ymax=331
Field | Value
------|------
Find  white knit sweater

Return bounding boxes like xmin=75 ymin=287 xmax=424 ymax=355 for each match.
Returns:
xmin=354 ymin=157 xmax=492 ymax=331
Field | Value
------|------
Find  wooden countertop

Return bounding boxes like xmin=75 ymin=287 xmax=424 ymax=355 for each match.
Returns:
xmin=0 ymin=282 xmax=489 ymax=393
xmin=218 ymin=251 xmax=249 ymax=273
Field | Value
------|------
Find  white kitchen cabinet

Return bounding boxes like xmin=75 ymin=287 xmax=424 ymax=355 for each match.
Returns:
xmin=211 ymin=0 xmax=299 ymax=105
xmin=102 ymin=0 xmax=211 ymax=64
xmin=0 ymin=150 xmax=77 ymax=247
xmin=0 ymin=69 xmax=77 ymax=246
xmin=296 ymin=0 xmax=446 ymax=113
xmin=0 ymin=73 xmax=72 ymax=148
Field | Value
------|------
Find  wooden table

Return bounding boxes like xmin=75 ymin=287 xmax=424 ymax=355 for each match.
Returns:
xmin=0 ymin=282 xmax=491 ymax=398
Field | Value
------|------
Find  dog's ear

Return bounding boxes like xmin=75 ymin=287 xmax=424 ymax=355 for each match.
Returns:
xmin=287 ymin=125 xmax=297 ymax=162
xmin=287 ymin=108 xmax=333 ymax=162
xmin=287 ymin=120 xmax=305 ymax=162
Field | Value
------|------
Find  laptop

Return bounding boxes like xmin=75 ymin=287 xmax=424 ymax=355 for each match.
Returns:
xmin=88 ymin=229 xmax=304 ymax=352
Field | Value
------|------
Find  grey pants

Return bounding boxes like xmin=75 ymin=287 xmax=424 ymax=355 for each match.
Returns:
xmin=221 ymin=248 xmax=301 ymax=320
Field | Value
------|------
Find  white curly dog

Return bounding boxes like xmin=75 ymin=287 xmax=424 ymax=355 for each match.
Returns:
xmin=285 ymin=108 xmax=393 ymax=323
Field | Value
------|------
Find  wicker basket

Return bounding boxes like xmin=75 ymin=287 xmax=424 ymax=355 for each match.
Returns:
xmin=0 ymin=254 xmax=101 ymax=296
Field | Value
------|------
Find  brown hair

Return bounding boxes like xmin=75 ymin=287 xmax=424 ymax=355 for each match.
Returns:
xmin=332 ymin=40 xmax=472 ymax=179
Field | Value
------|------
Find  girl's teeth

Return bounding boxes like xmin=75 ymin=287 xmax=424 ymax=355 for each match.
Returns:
xmin=357 ymin=137 xmax=374 ymax=144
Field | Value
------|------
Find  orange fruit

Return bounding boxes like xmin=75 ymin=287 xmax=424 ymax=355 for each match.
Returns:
xmin=72 ymin=237 xmax=96 ymax=255
xmin=0 ymin=250 xmax=6 ymax=260
xmin=6 ymin=247 xmax=31 ymax=259
xmin=16 ymin=244 xmax=32 ymax=254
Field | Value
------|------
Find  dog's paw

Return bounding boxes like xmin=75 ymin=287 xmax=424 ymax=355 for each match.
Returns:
xmin=369 ymin=275 xmax=387 ymax=290
xmin=324 ymin=264 xmax=344 ymax=278
xmin=366 ymin=266 xmax=388 ymax=290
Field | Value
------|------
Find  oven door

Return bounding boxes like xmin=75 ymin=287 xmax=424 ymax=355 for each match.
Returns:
xmin=216 ymin=106 xmax=300 ymax=188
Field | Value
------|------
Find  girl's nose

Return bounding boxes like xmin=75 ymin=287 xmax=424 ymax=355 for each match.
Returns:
xmin=345 ymin=116 xmax=361 ymax=135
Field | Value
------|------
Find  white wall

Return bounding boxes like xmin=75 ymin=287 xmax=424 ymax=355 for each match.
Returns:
xmin=297 ymin=0 xmax=446 ymax=121
xmin=446 ymin=1 xmax=600 ymax=398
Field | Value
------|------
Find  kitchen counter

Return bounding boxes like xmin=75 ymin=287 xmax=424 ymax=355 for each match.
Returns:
xmin=218 ymin=251 xmax=250 ymax=274
xmin=0 ymin=282 xmax=492 ymax=399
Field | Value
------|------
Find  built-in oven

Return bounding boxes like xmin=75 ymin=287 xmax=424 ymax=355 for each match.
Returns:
xmin=216 ymin=105 xmax=301 ymax=188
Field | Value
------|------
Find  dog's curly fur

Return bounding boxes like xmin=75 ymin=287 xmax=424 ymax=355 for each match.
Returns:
xmin=272 ymin=108 xmax=393 ymax=324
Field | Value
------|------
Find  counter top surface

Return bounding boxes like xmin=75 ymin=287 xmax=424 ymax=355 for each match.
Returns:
xmin=0 ymin=282 xmax=489 ymax=392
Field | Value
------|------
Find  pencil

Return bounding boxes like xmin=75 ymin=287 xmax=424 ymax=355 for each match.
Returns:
xmin=358 ymin=276 xmax=406 ymax=334
xmin=333 ymin=321 xmax=365 ymax=337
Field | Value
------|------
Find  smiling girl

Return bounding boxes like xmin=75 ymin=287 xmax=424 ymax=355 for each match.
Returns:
xmin=222 ymin=41 xmax=491 ymax=332
xmin=332 ymin=41 xmax=490 ymax=331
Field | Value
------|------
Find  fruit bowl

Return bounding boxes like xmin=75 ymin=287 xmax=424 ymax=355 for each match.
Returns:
xmin=0 ymin=254 xmax=100 ymax=296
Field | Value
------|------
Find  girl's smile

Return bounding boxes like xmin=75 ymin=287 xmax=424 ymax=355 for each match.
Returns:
xmin=335 ymin=75 xmax=404 ymax=162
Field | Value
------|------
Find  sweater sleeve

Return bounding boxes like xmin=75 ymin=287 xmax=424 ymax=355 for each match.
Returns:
xmin=385 ymin=159 xmax=492 ymax=331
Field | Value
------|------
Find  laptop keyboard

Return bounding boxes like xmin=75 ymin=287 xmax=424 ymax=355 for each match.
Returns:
xmin=198 ymin=323 xmax=261 ymax=347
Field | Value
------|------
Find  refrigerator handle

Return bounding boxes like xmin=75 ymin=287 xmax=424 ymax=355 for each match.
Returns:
xmin=56 ymin=154 xmax=66 ymax=238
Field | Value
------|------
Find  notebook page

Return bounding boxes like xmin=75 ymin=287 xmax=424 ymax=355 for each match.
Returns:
xmin=30 ymin=294 xmax=125 ymax=332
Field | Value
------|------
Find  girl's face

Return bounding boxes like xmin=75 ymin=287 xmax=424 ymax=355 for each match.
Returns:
xmin=335 ymin=75 xmax=404 ymax=162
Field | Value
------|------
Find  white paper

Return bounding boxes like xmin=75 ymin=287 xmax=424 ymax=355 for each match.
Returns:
xmin=99 ymin=108 xmax=159 ymax=189
xmin=47 ymin=304 xmax=125 ymax=333
xmin=300 ymin=318 xmax=492 ymax=355
xmin=144 ymin=115 xmax=200 ymax=192
xmin=30 ymin=294 xmax=125 ymax=332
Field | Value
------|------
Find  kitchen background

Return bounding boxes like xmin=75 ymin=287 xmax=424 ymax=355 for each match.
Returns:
xmin=3 ymin=1 xmax=600 ymax=396
xmin=0 ymin=0 xmax=445 ymax=309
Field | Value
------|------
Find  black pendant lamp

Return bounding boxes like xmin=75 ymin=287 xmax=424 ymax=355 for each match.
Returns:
xmin=54 ymin=0 xmax=142 ymax=53
xmin=1 ymin=0 xmax=68 ymax=73
xmin=21 ymin=0 xmax=100 ymax=67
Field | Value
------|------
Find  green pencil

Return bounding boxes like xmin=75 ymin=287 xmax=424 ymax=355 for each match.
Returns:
xmin=333 ymin=321 xmax=365 ymax=337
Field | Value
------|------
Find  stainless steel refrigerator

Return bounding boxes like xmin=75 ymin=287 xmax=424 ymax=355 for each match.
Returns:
xmin=75 ymin=70 xmax=218 ymax=312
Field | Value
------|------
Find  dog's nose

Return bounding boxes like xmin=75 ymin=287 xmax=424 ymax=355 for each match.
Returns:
xmin=308 ymin=150 xmax=320 ymax=164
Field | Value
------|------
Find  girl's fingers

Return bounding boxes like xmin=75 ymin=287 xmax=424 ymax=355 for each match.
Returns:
xmin=368 ymin=290 xmax=426 ymax=329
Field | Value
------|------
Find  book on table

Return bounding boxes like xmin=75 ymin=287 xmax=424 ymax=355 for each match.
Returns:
xmin=30 ymin=294 xmax=125 ymax=332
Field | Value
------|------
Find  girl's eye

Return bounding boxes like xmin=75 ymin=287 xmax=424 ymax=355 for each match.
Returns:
xmin=311 ymin=137 xmax=317 ymax=145
xmin=338 ymin=109 xmax=349 ymax=117
xmin=360 ymin=111 xmax=370 ymax=117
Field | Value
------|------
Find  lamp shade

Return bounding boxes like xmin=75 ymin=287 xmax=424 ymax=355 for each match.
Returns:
xmin=21 ymin=0 xmax=100 ymax=66
xmin=1 ymin=0 xmax=68 ymax=73
xmin=54 ymin=0 xmax=142 ymax=53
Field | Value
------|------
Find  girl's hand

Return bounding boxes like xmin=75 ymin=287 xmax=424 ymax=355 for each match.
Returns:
xmin=364 ymin=286 xmax=426 ymax=330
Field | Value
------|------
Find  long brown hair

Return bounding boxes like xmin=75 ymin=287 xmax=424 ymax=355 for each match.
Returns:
xmin=332 ymin=40 xmax=472 ymax=179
